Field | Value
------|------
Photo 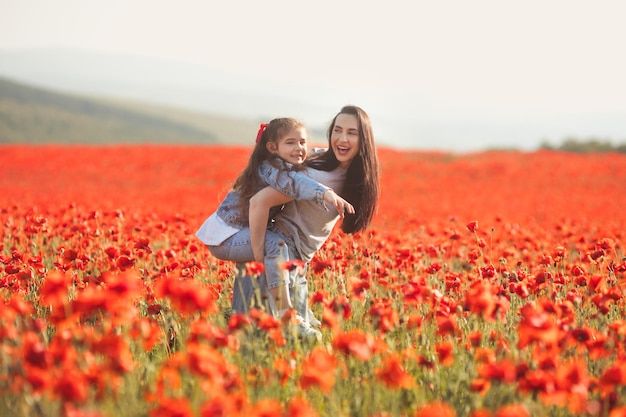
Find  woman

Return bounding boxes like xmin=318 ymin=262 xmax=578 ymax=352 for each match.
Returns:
xmin=232 ymin=105 xmax=380 ymax=335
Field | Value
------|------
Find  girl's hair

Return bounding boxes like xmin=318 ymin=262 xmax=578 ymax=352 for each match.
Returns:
xmin=233 ymin=117 xmax=305 ymax=219
xmin=308 ymin=105 xmax=380 ymax=234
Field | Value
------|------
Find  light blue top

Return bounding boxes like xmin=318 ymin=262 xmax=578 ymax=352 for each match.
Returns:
xmin=196 ymin=159 xmax=330 ymax=245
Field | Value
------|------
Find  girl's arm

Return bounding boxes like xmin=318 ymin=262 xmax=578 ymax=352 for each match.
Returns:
xmin=249 ymin=187 xmax=293 ymax=262
xmin=259 ymin=161 xmax=329 ymax=206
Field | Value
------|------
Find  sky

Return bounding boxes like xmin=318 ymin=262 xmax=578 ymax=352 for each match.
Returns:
xmin=2 ymin=0 xmax=626 ymax=150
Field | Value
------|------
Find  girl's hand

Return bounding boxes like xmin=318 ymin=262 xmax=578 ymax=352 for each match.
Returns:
xmin=323 ymin=190 xmax=355 ymax=218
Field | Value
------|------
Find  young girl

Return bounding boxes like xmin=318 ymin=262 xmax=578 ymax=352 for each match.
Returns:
xmin=234 ymin=105 xmax=380 ymax=333
xmin=196 ymin=117 xmax=353 ymax=339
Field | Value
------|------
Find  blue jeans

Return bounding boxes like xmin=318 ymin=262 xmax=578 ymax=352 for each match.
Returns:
xmin=230 ymin=261 xmax=310 ymax=320
xmin=208 ymin=227 xmax=288 ymax=290
xmin=211 ymin=224 xmax=311 ymax=320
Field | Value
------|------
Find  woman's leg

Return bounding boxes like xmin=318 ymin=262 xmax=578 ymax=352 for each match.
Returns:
xmin=290 ymin=264 xmax=309 ymax=320
xmin=264 ymin=241 xmax=292 ymax=312
xmin=221 ymin=228 xmax=320 ymax=333
xmin=280 ymin=244 xmax=320 ymax=327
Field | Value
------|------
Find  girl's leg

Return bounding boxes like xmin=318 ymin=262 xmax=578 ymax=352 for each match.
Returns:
xmin=231 ymin=263 xmax=275 ymax=315
xmin=210 ymin=228 xmax=286 ymax=314
xmin=231 ymin=264 xmax=255 ymax=314
xmin=207 ymin=229 xmax=255 ymax=263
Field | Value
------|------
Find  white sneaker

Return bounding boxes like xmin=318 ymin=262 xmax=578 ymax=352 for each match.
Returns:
xmin=307 ymin=308 xmax=322 ymax=328
xmin=296 ymin=319 xmax=322 ymax=342
xmin=278 ymin=309 xmax=322 ymax=342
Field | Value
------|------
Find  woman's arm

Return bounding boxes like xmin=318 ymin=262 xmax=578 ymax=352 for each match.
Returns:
xmin=249 ymin=187 xmax=294 ymax=262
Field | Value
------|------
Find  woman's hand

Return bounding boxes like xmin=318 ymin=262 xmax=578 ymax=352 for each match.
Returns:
xmin=323 ymin=190 xmax=355 ymax=218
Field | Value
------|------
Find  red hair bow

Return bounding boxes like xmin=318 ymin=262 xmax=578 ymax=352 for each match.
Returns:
xmin=256 ymin=123 xmax=269 ymax=144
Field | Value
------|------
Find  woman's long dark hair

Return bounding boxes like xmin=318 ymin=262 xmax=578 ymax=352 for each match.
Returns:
xmin=307 ymin=105 xmax=380 ymax=233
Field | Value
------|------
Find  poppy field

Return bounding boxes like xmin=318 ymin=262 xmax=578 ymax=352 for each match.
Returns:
xmin=1 ymin=144 xmax=626 ymax=417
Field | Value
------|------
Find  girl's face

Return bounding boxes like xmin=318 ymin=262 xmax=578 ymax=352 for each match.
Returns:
xmin=331 ymin=113 xmax=360 ymax=168
xmin=267 ymin=126 xmax=308 ymax=165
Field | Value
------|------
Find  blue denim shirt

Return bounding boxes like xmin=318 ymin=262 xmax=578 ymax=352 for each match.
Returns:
xmin=216 ymin=159 xmax=330 ymax=228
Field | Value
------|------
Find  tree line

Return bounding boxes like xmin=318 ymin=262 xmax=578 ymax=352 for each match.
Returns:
xmin=540 ymin=137 xmax=626 ymax=153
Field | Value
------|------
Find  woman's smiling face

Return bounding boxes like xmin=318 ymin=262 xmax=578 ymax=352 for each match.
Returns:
xmin=331 ymin=113 xmax=360 ymax=168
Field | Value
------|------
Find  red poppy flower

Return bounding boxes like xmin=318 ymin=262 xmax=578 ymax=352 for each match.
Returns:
xmin=468 ymin=331 xmax=482 ymax=348
xmin=134 ymin=237 xmax=151 ymax=252
xmin=599 ymin=361 xmax=626 ymax=393
xmin=494 ymin=404 xmax=530 ymax=417
xmin=64 ymin=404 xmax=107 ymax=417
xmin=60 ymin=248 xmax=78 ymax=265
xmin=426 ymin=263 xmax=442 ymax=274
xmin=464 ymin=281 xmax=499 ymax=321
xmin=24 ymin=365 xmax=52 ymax=394
xmin=517 ymin=302 xmax=559 ymax=349
xmin=329 ymin=295 xmax=352 ymax=320
xmin=249 ymin=398 xmax=282 ymax=417
xmin=332 ymin=329 xmax=374 ymax=361
xmin=102 ymin=270 xmax=143 ymax=298
xmin=435 ymin=341 xmax=454 ymax=366
xmin=150 ymin=397 xmax=194 ymax=417
xmin=92 ymin=333 xmax=135 ymax=373
xmin=22 ymin=331 xmax=51 ymax=369
xmin=284 ymin=397 xmax=319 ymax=417
xmin=116 ymin=255 xmax=135 ymax=271
xmin=375 ymin=353 xmax=415 ymax=389
xmin=200 ymin=394 xmax=245 ymax=417
xmin=469 ymin=378 xmax=491 ymax=395
xmin=41 ymin=270 xmax=71 ymax=309
xmin=310 ymin=258 xmax=334 ymax=274
xmin=187 ymin=343 xmax=240 ymax=393
xmin=153 ymin=277 xmax=219 ymax=316
xmin=245 ymin=261 xmax=264 ymax=276
xmin=369 ymin=301 xmax=399 ymax=333
xmin=252 ymin=310 xmax=279 ymax=331
xmin=55 ymin=369 xmax=89 ymax=403
xmin=282 ymin=259 xmax=305 ymax=272
xmin=299 ymin=347 xmax=337 ymax=393
xmin=71 ymin=287 xmax=109 ymax=317
xmin=228 ymin=313 xmax=252 ymax=331
xmin=478 ymin=359 xmax=517 ymax=383
xmin=415 ymin=402 xmax=456 ymax=417
xmin=130 ymin=317 xmax=163 ymax=351
xmin=271 ymin=357 xmax=293 ymax=386
xmin=608 ymin=407 xmax=626 ymax=417
xmin=104 ymin=246 xmax=118 ymax=259
xmin=147 ymin=303 xmax=163 ymax=315
xmin=436 ymin=316 xmax=458 ymax=337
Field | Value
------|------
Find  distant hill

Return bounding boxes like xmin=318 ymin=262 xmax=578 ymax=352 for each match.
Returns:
xmin=3 ymin=47 xmax=626 ymax=151
xmin=0 ymin=76 xmax=260 ymax=144
xmin=0 ymin=47 xmax=336 ymax=144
